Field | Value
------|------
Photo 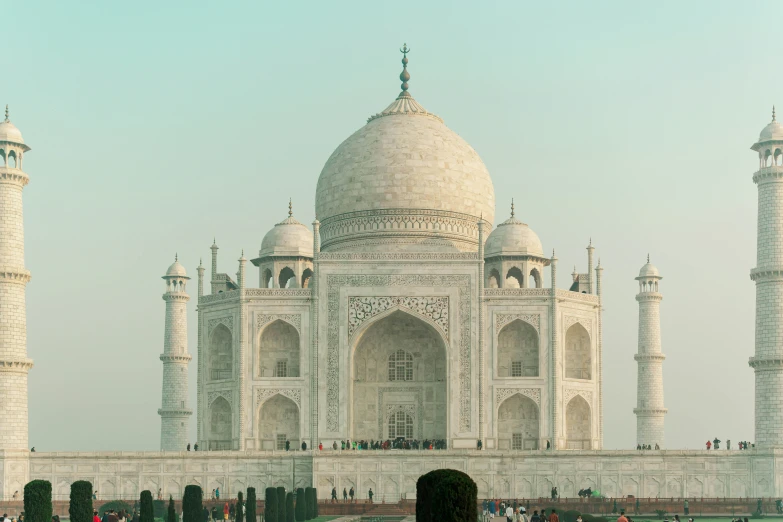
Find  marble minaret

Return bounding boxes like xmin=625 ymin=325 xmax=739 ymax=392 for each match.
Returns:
xmin=750 ymin=108 xmax=783 ymax=447
xmin=159 ymin=255 xmax=192 ymax=451
xmin=0 ymin=106 xmax=33 ymax=451
xmin=634 ymin=255 xmax=666 ymax=448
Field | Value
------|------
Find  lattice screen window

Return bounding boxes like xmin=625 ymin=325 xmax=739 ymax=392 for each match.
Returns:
xmin=512 ymin=433 xmax=523 ymax=450
xmin=511 ymin=361 xmax=523 ymax=377
xmin=388 ymin=350 xmax=414 ymax=381
xmin=388 ymin=410 xmax=414 ymax=439
xmin=276 ymin=434 xmax=287 ymax=450
xmin=274 ymin=360 xmax=288 ymax=377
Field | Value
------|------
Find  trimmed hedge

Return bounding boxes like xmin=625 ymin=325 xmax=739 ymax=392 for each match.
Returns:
xmin=98 ymin=501 xmax=133 ymax=516
xmin=265 ymin=488 xmax=278 ymax=522
xmin=246 ymin=488 xmax=256 ymax=522
xmin=563 ymin=510 xmax=581 ymax=522
xmin=294 ymin=488 xmax=305 ymax=522
xmin=276 ymin=487 xmax=286 ymax=522
xmin=305 ymin=487 xmax=315 ymax=520
xmin=416 ymin=469 xmax=477 ymax=522
xmin=167 ymin=496 xmax=177 ymax=522
xmin=182 ymin=485 xmax=203 ymax=522
xmin=25 ymin=480 xmax=53 ymax=522
xmin=139 ymin=491 xmax=154 ymax=522
xmin=236 ymin=492 xmax=244 ymax=522
xmin=285 ymin=493 xmax=294 ymax=522
xmin=69 ymin=481 xmax=93 ymax=522
xmin=312 ymin=488 xmax=318 ymax=518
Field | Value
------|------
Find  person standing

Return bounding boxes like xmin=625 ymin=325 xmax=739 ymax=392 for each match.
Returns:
xmin=549 ymin=509 xmax=559 ymax=522
xmin=368 ymin=488 xmax=374 ymax=503
xmin=617 ymin=510 xmax=628 ymax=522
xmin=713 ymin=438 xmax=721 ymax=450
xmin=684 ymin=500 xmax=689 ymax=516
xmin=187 ymin=443 xmax=191 ymax=451
xmin=223 ymin=503 xmax=228 ymax=521
xmin=342 ymin=488 xmax=347 ymax=503
xmin=531 ymin=510 xmax=541 ymax=522
xmin=93 ymin=512 xmax=100 ymax=522
xmin=706 ymin=440 xmax=711 ymax=450
xmin=331 ymin=488 xmax=337 ymax=503
xmin=349 ymin=487 xmax=354 ymax=503
xmin=506 ymin=504 xmax=514 ymax=522
xmin=216 ymin=488 xmax=220 ymax=500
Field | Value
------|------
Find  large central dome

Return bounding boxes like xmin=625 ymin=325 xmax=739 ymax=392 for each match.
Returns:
xmin=315 ymin=50 xmax=495 ymax=252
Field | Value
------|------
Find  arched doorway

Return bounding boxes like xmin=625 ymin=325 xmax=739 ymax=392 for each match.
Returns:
xmin=565 ymin=395 xmax=591 ymax=449
xmin=352 ymin=310 xmax=447 ymax=441
xmin=497 ymin=393 xmax=539 ymax=450
xmin=208 ymin=397 xmax=232 ymax=450
xmin=258 ymin=320 xmax=300 ymax=377
xmin=565 ymin=323 xmax=591 ymax=379
xmin=209 ymin=324 xmax=233 ymax=381
xmin=497 ymin=319 xmax=539 ymax=377
xmin=258 ymin=394 xmax=300 ymax=450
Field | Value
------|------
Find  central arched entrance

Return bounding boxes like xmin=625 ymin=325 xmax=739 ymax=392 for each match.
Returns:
xmin=351 ymin=310 xmax=447 ymax=441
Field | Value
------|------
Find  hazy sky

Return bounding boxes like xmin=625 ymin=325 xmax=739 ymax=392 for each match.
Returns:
xmin=6 ymin=0 xmax=778 ymax=451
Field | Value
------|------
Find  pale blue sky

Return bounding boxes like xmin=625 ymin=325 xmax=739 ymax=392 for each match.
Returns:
xmin=6 ymin=1 xmax=778 ymax=450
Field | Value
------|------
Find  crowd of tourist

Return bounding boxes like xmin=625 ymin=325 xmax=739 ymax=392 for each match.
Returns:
xmin=635 ymin=444 xmax=660 ymax=450
xmin=705 ymin=439 xmax=754 ymax=450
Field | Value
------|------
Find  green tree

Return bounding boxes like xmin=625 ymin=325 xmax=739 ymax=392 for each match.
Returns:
xmin=182 ymin=485 xmax=203 ymax=522
xmin=304 ymin=488 xmax=314 ymax=520
xmin=24 ymin=480 xmax=53 ymax=522
xmin=285 ymin=493 xmax=294 ymax=522
xmin=167 ymin=496 xmax=177 ymax=522
xmin=139 ymin=491 xmax=154 ymax=522
xmin=246 ymin=488 xmax=256 ymax=522
xmin=294 ymin=489 xmax=305 ymax=522
xmin=416 ymin=469 xmax=477 ymax=522
xmin=69 ymin=480 xmax=93 ymax=522
xmin=264 ymin=488 xmax=278 ymax=522
xmin=276 ymin=487 xmax=285 ymax=522
xmin=236 ymin=492 xmax=244 ymax=522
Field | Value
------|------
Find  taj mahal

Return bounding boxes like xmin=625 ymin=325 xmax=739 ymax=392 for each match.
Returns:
xmin=2 ymin=48 xmax=783 ymax=502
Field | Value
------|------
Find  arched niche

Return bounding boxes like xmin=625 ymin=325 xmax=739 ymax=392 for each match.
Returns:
xmin=530 ymin=267 xmax=541 ymax=288
xmin=279 ymin=266 xmax=295 ymax=288
xmin=351 ymin=310 xmax=447 ymax=440
xmin=258 ymin=394 xmax=300 ymax=450
xmin=301 ymin=268 xmax=313 ymax=288
xmin=497 ymin=393 xmax=539 ymax=450
xmin=487 ymin=268 xmax=501 ymax=289
xmin=208 ymin=396 xmax=232 ymax=450
xmin=497 ymin=319 xmax=539 ymax=377
xmin=258 ymin=319 xmax=300 ymax=378
xmin=506 ymin=266 xmax=523 ymax=288
xmin=209 ymin=324 xmax=233 ymax=381
xmin=565 ymin=322 xmax=591 ymax=380
xmin=263 ymin=269 xmax=273 ymax=288
xmin=565 ymin=394 xmax=591 ymax=449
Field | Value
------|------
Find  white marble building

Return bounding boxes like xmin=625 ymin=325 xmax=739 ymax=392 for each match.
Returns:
xmin=3 ymin=51 xmax=783 ymax=501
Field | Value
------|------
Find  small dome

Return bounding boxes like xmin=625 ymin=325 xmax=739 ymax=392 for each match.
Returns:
xmin=165 ymin=259 xmax=188 ymax=277
xmin=484 ymin=210 xmax=544 ymax=258
xmin=260 ymin=210 xmax=314 ymax=258
xmin=638 ymin=257 xmax=660 ymax=278
xmin=0 ymin=121 xmax=24 ymax=145
xmin=760 ymin=120 xmax=783 ymax=142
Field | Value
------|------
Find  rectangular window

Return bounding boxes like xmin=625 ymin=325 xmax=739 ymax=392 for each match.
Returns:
xmin=276 ymin=434 xmax=287 ymax=450
xmin=511 ymin=361 xmax=523 ymax=377
xmin=274 ymin=360 xmax=287 ymax=377
xmin=512 ymin=433 xmax=523 ymax=450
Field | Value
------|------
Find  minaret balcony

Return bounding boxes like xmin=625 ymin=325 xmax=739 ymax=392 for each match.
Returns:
xmin=0 ymin=167 xmax=29 ymax=186
xmin=634 ymin=353 xmax=665 ymax=362
xmin=160 ymin=353 xmax=192 ymax=363
xmin=0 ymin=357 xmax=34 ymax=371
xmin=753 ymin=165 xmax=783 ymax=183
xmin=749 ymin=356 xmax=783 ymax=369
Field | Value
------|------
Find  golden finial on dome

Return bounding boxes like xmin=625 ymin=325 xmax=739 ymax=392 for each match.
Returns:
xmin=4 ymin=105 xmax=8 ymax=123
xmin=510 ymin=199 xmax=515 ymax=218
xmin=647 ymin=253 xmax=650 ymax=263
xmin=288 ymin=198 xmax=293 ymax=217
xmin=399 ymin=43 xmax=411 ymax=96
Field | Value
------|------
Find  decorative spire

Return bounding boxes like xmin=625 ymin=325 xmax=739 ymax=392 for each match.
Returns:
xmin=199 ymin=258 xmax=203 ymax=267
xmin=175 ymin=253 xmax=178 ymax=262
xmin=589 ymin=237 xmax=593 ymax=247
xmin=774 ymin=105 xmax=777 ymax=122
xmin=3 ymin=105 xmax=8 ymax=123
xmin=399 ymin=43 xmax=411 ymax=96
xmin=647 ymin=253 xmax=650 ymax=263
xmin=288 ymin=198 xmax=293 ymax=218
xmin=510 ymin=199 xmax=515 ymax=218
